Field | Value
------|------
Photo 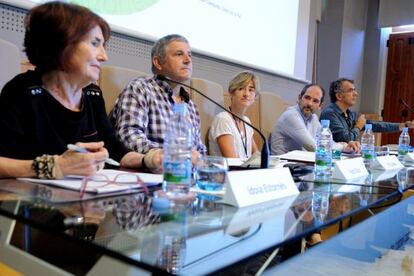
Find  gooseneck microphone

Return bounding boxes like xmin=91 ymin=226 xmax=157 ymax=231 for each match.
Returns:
xmin=399 ymin=98 xmax=414 ymax=113
xmin=157 ymin=75 xmax=269 ymax=169
xmin=399 ymin=98 xmax=414 ymax=119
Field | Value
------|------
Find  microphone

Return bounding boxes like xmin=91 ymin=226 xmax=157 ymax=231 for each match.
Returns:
xmin=399 ymin=98 xmax=414 ymax=114
xmin=157 ymin=75 xmax=269 ymax=168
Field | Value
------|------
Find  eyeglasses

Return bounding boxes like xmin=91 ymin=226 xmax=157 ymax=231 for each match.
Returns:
xmin=80 ymin=173 xmax=148 ymax=198
xmin=342 ymin=87 xmax=358 ymax=94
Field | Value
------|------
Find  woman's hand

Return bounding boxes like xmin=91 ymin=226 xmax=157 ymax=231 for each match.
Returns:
xmin=56 ymin=142 xmax=108 ymax=176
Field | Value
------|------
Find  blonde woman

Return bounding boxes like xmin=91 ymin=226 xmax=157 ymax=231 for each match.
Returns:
xmin=208 ymin=71 xmax=259 ymax=158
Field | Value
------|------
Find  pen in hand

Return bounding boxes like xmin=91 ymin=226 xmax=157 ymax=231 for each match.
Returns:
xmin=67 ymin=144 xmax=120 ymax=167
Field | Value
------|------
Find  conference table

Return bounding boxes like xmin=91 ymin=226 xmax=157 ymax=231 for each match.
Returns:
xmin=0 ymin=166 xmax=412 ymax=275
xmin=267 ymin=191 xmax=414 ymax=275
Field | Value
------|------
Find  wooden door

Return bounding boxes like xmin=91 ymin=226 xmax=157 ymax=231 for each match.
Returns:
xmin=382 ymin=32 xmax=414 ymax=145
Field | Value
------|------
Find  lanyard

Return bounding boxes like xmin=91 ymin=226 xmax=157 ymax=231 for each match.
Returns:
xmin=229 ymin=107 xmax=248 ymax=157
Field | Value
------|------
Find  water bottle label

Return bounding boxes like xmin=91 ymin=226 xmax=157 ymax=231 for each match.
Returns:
xmin=315 ymin=151 xmax=332 ymax=167
xmin=315 ymin=158 xmax=329 ymax=166
xmin=398 ymin=149 xmax=408 ymax=156
xmin=362 ymin=151 xmax=374 ymax=160
xmin=163 ymin=160 xmax=191 ymax=184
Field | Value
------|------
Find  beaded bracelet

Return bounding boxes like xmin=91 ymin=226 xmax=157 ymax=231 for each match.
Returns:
xmin=32 ymin=155 xmax=63 ymax=179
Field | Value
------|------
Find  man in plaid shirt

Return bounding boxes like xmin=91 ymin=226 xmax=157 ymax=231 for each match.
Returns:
xmin=111 ymin=34 xmax=206 ymax=167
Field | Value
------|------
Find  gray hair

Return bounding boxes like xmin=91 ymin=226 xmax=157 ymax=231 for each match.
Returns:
xmin=151 ymin=34 xmax=189 ymax=74
xmin=329 ymin=78 xmax=354 ymax=103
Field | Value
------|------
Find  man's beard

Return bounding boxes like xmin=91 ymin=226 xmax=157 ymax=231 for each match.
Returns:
xmin=301 ymin=105 xmax=313 ymax=116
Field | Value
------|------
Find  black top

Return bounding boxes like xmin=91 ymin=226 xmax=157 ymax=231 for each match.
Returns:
xmin=0 ymin=70 xmax=129 ymax=161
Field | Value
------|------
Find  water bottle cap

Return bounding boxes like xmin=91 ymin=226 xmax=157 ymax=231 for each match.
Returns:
xmin=321 ymin=120 xmax=330 ymax=127
xmin=365 ymin=124 xmax=372 ymax=130
xmin=403 ymin=127 xmax=409 ymax=132
xmin=173 ymin=103 xmax=188 ymax=114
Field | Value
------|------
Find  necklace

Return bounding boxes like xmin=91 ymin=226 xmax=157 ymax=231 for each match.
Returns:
xmin=229 ymin=107 xmax=248 ymax=157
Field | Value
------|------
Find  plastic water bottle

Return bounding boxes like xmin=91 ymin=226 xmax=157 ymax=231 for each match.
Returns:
xmin=312 ymin=190 xmax=330 ymax=225
xmin=163 ymin=103 xmax=193 ymax=197
xmin=398 ymin=127 xmax=410 ymax=162
xmin=155 ymin=203 xmax=188 ymax=274
xmin=314 ymin=120 xmax=333 ymax=177
xmin=361 ymin=124 xmax=375 ymax=168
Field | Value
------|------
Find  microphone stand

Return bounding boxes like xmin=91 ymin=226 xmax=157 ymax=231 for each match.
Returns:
xmin=157 ymin=75 xmax=270 ymax=169
xmin=399 ymin=98 xmax=414 ymax=114
xmin=399 ymin=98 xmax=414 ymax=120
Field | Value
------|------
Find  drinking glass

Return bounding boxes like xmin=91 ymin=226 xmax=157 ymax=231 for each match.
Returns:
xmin=397 ymin=168 xmax=408 ymax=191
xmin=375 ymin=145 xmax=389 ymax=156
xmin=332 ymin=149 xmax=342 ymax=160
xmin=196 ymin=156 xmax=228 ymax=192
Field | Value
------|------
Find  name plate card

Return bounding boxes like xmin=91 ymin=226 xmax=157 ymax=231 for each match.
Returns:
xmin=332 ymin=157 xmax=369 ymax=180
xmin=225 ymin=194 xmax=297 ymax=235
xmin=223 ymin=168 xmax=299 ymax=208
xmin=372 ymin=155 xmax=403 ymax=171
xmin=372 ymin=169 xmax=399 ymax=182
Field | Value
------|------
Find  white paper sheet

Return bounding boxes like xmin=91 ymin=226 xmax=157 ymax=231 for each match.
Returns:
xmin=19 ymin=169 xmax=163 ymax=194
xmin=278 ymin=150 xmax=315 ymax=163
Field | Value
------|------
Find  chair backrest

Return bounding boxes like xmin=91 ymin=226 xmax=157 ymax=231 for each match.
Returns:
xmin=98 ymin=65 xmax=150 ymax=114
xmin=224 ymin=92 xmax=262 ymax=148
xmin=190 ymin=78 xmax=224 ymax=150
xmin=259 ymin=91 xmax=287 ymax=140
xmin=0 ymin=39 xmax=20 ymax=93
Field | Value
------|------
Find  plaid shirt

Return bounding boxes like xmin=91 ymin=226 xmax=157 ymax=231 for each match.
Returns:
xmin=111 ymin=75 xmax=206 ymax=154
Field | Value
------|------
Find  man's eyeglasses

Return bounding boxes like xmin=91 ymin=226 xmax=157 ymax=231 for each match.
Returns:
xmin=342 ymin=87 xmax=358 ymax=94
xmin=80 ymin=173 xmax=148 ymax=198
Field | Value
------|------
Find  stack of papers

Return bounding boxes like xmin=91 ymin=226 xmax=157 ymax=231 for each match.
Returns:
xmin=19 ymin=169 xmax=163 ymax=194
xmin=278 ymin=150 xmax=315 ymax=163
xmin=226 ymin=155 xmax=285 ymax=169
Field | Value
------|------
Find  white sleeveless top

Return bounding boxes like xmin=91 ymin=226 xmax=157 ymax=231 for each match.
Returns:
xmin=208 ymin=111 xmax=254 ymax=158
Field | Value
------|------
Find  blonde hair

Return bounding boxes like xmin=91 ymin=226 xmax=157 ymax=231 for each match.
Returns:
xmin=228 ymin=71 xmax=259 ymax=95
